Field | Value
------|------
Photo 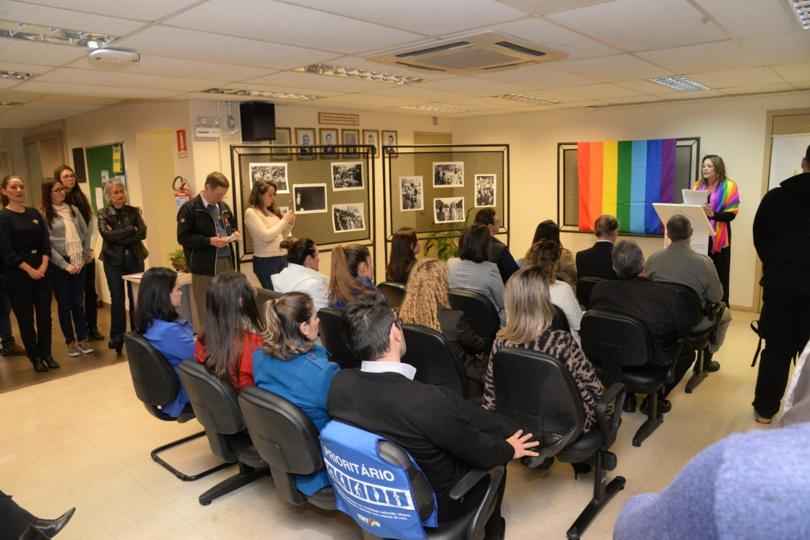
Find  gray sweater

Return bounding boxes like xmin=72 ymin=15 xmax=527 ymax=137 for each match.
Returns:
xmin=42 ymin=204 xmax=90 ymax=270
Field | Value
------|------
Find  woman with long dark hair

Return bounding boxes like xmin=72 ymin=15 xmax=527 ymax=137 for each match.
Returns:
xmin=194 ymin=272 xmax=263 ymax=393
xmin=447 ymin=224 xmax=506 ymax=325
xmin=134 ymin=267 xmax=192 ymax=418
xmin=328 ymin=244 xmax=381 ymax=309
xmin=55 ymin=165 xmax=104 ymax=341
xmin=385 ymin=227 xmax=419 ymax=284
xmin=244 ymin=180 xmax=295 ymax=290
xmin=0 ymin=175 xmax=55 ymax=372
xmin=271 ymin=237 xmax=330 ymax=312
xmin=532 ymin=220 xmax=578 ymax=289
xmin=252 ymin=291 xmax=339 ymax=495
xmin=97 ymin=179 xmax=148 ymax=354
xmin=40 ymin=177 xmax=93 ymax=357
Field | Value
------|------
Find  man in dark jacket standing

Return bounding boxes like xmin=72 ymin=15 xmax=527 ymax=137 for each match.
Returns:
xmin=752 ymin=144 xmax=810 ymax=424
xmin=177 ymin=172 xmax=240 ymax=326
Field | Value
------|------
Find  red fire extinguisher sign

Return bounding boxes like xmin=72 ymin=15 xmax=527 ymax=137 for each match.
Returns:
xmin=177 ymin=129 xmax=188 ymax=159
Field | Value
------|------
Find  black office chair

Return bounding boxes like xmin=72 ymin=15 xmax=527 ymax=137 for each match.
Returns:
xmin=318 ymin=307 xmax=362 ymax=369
xmin=123 ymin=332 xmax=232 ymax=481
xmin=576 ymin=276 xmax=609 ymax=309
xmin=177 ymin=360 xmax=270 ymax=505
xmin=377 ymin=281 xmax=407 ymax=309
xmin=238 ymin=386 xmax=336 ymax=510
xmin=492 ymin=347 xmax=626 ymax=540
xmin=658 ymin=281 xmax=724 ymax=393
xmin=551 ymin=304 xmax=571 ymax=333
xmin=580 ymin=309 xmax=684 ymax=447
xmin=401 ymin=324 xmax=469 ymax=399
xmin=448 ymin=289 xmax=501 ymax=351
xmin=254 ymin=287 xmax=281 ymax=327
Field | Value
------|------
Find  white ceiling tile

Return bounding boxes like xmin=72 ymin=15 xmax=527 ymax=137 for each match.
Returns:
xmin=655 ymin=89 xmax=725 ymax=100
xmin=553 ymin=83 xmax=643 ymax=99
xmin=289 ymin=100 xmax=378 ymax=111
xmin=636 ymin=40 xmax=762 ymax=74
xmin=325 ymin=56 xmax=458 ymax=81
xmin=114 ymin=26 xmax=337 ymax=70
xmin=544 ymin=99 xmax=605 ymax=109
xmin=284 ymin=0 xmax=528 ymax=36
xmin=0 ymin=118 xmax=49 ymax=129
xmin=0 ymin=61 xmax=59 ymax=74
xmin=0 ymin=38 xmax=89 ymax=67
xmin=773 ymin=62 xmax=810 ymax=83
xmin=687 ymin=67 xmax=785 ymax=88
xmin=792 ymin=82 xmax=810 ymax=89
xmin=614 ymin=79 xmax=677 ymax=94
xmin=547 ymin=0 xmax=727 ymax=52
xmin=0 ymin=0 xmax=146 ymax=36
xmin=553 ymin=54 xmax=673 ymax=82
xmin=34 ymin=68 xmax=227 ymax=92
xmin=518 ymin=89 xmax=593 ymax=102
xmin=13 ymin=81 xmax=184 ymax=99
xmin=215 ymin=82 xmax=342 ymax=98
xmin=419 ymin=76 xmax=534 ymax=95
xmin=164 ymin=0 xmax=423 ymax=55
xmin=360 ymin=86 xmax=471 ymax=103
xmin=246 ymin=71 xmax=391 ymax=93
xmin=0 ymin=80 xmax=25 ymax=90
xmin=719 ymin=83 xmax=795 ymax=95
xmin=65 ymin=55 xmax=278 ymax=82
xmin=449 ymin=65 xmax=598 ymax=88
xmin=315 ymin=94 xmax=425 ymax=108
xmin=20 ymin=0 xmax=204 ymax=22
xmin=596 ymin=94 xmax=664 ymax=104
xmin=693 ymin=0 xmax=796 ymax=38
xmin=34 ymin=95 xmax=123 ymax=106
xmin=444 ymin=96 xmax=541 ymax=109
xmin=743 ymin=32 xmax=810 ymax=65
xmin=488 ymin=17 xmax=619 ymax=60
xmin=495 ymin=0 xmax=615 ymax=16
xmin=0 ymin=90 xmax=43 ymax=102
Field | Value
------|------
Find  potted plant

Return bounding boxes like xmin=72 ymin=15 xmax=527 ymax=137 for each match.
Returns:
xmin=423 ymin=207 xmax=475 ymax=261
xmin=168 ymin=248 xmax=189 ymax=273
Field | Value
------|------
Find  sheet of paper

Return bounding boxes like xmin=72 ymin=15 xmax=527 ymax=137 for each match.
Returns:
xmin=682 ymin=189 xmax=708 ymax=206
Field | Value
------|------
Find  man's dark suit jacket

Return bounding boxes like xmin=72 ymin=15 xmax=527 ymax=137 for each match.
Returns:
xmin=576 ymin=241 xmax=617 ymax=280
xmin=327 ymin=369 xmax=514 ymax=502
xmin=590 ymin=276 xmax=691 ymax=365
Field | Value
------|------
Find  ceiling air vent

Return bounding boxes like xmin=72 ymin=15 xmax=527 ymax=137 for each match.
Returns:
xmin=367 ymin=31 xmax=568 ymax=74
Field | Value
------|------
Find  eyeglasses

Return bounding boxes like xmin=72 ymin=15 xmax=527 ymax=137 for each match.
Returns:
xmin=51 ymin=187 xmax=65 ymax=193
xmin=61 ymin=174 xmax=76 ymax=180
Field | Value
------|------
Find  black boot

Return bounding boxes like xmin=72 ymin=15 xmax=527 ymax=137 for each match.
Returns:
xmin=43 ymin=356 xmax=60 ymax=369
xmin=623 ymin=393 xmax=637 ymax=413
xmin=35 ymin=507 xmax=75 ymax=538
xmin=108 ymin=339 xmax=124 ymax=354
xmin=31 ymin=357 xmax=49 ymax=372
xmin=704 ymin=351 xmax=720 ymax=372
xmin=87 ymin=327 xmax=106 ymax=341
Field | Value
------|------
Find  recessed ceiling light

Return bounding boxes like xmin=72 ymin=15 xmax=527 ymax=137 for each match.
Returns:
xmin=399 ymin=105 xmax=468 ymax=113
xmin=203 ymin=88 xmax=321 ymax=101
xmin=0 ymin=20 xmax=118 ymax=48
xmin=495 ymin=94 xmax=558 ymax=105
xmin=648 ymin=76 xmax=710 ymax=92
xmin=787 ymin=0 xmax=810 ymax=29
xmin=295 ymin=64 xmax=423 ymax=86
xmin=0 ymin=102 xmax=23 ymax=106
xmin=0 ymin=70 xmax=36 ymax=80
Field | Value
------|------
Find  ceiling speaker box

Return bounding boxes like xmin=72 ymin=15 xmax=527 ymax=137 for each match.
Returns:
xmin=240 ymin=102 xmax=276 ymax=142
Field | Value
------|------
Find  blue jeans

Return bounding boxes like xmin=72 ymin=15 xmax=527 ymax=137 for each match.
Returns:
xmin=104 ymin=261 xmax=144 ymax=342
xmin=50 ymin=264 xmax=87 ymax=345
xmin=253 ymin=255 xmax=287 ymax=290
xmin=0 ymin=275 xmax=14 ymax=349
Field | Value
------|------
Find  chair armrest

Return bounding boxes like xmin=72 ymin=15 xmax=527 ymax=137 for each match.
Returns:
xmin=449 ymin=465 xmax=504 ymax=501
xmin=448 ymin=466 xmax=505 ymax=540
xmin=705 ymin=301 xmax=723 ymax=322
xmin=661 ymin=338 xmax=686 ymax=384
xmin=595 ymin=382 xmax=626 ymax=442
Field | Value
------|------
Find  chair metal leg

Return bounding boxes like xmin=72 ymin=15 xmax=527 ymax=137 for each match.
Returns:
xmin=151 ymin=431 xmax=235 ymax=481
xmin=685 ymin=349 xmax=708 ymax=394
xmin=566 ymin=451 xmax=626 ymax=540
xmin=198 ymin=462 xmax=270 ymax=505
xmin=633 ymin=395 xmax=663 ymax=447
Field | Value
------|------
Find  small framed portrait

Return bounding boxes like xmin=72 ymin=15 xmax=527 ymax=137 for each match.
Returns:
xmin=249 ymin=163 xmax=289 ymax=193
xmin=362 ymin=130 xmax=379 ymax=155
xmin=292 ymin=183 xmax=327 ymax=214
xmin=332 ymin=162 xmax=364 ymax=191
xmin=382 ymin=130 xmax=398 ymax=155
xmin=296 ymin=128 xmax=316 ymax=156
xmin=434 ymin=197 xmax=465 ymax=223
xmin=475 ymin=174 xmax=496 ymax=207
xmin=399 ymin=176 xmax=423 ymax=212
xmin=342 ymin=129 xmax=360 ymax=156
xmin=433 ymin=162 xmax=464 ymax=187
xmin=320 ymin=128 xmax=338 ymax=156
xmin=272 ymin=128 xmax=292 ymax=156
xmin=332 ymin=203 xmax=366 ymax=233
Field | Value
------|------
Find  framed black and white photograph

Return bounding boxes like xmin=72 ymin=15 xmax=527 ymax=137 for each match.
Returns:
xmin=296 ymin=128 xmax=316 ymax=156
xmin=342 ymin=129 xmax=359 ymax=156
xmin=272 ymin=128 xmax=292 ymax=156
xmin=331 ymin=162 xmax=364 ymax=191
xmin=320 ymin=128 xmax=338 ymax=156
xmin=249 ymin=163 xmax=290 ymax=193
xmin=332 ymin=203 xmax=366 ymax=233
xmin=434 ymin=196 xmax=465 ymax=223
xmin=363 ymin=130 xmax=379 ymax=155
xmin=475 ymin=174 xmax=496 ymax=207
xmin=433 ymin=162 xmax=464 ymax=187
xmin=399 ymin=176 xmax=423 ymax=212
xmin=382 ymin=130 xmax=397 ymax=155
xmin=292 ymin=183 xmax=327 ymax=214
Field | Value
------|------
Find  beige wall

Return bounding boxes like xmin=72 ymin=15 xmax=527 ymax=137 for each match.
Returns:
xmin=454 ymin=91 xmax=810 ymax=310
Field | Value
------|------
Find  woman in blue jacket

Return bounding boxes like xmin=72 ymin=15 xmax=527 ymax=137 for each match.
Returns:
xmin=133 ymin=267 xmax=193 ymax=418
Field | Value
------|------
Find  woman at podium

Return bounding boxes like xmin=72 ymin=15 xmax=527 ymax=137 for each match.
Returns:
xmin=693 ymin=155 xmax=739 ymax=305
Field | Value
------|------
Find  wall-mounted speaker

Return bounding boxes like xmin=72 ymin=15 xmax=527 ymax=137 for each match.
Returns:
xmin=240 ymin=102 xmax=276 ymax=142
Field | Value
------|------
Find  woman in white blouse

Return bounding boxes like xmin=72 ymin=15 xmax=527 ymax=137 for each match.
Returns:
xmin=244 ymin=180 xmax=295 ymax=290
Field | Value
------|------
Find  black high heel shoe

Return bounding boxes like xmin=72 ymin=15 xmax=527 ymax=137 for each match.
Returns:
xmin=35 ymin=507 xmax=75 ymax=537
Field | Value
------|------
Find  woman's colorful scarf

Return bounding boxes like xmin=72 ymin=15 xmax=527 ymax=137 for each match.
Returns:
xmin=692 ymin=178 xmax=739 ymax=252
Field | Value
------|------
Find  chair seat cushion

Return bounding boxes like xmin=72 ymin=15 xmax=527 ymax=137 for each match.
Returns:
xmin=229 ymin=431 xmax=266 ymax=468
xmin=306 ymin=485 xmax=336 ymax=510
xmin=620 ymin=365 xmax=668 ymax=394
xmin=557 ymin=427 xmax=604 ymax=464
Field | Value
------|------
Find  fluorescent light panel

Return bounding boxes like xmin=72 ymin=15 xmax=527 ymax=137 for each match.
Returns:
xmin=295 ymin=63 xmax=424 ymax=86
xmin=0 ymin=20 xmax=118 ymax=48
xmin=203 ymin=88 xmax=321 ymax=101
xmin=0 ymin=70 xmax=37 ymax=80
xmin=399 ymin=105 xmax=468 ymax=113
xmin=787 ymin=0 xmax=810 ymax=29
xmin=648 ymin=76 xmax=710 ymax=92
xmin=495 ymin=93 xmax=558 ymax=105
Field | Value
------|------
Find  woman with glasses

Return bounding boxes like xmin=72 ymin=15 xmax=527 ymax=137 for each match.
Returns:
xmin=55 ymin=165 xmax=104 ymax=342
xmin=40 ymin=177 xmax=93 ymax=358
xmin=0 ymin=175 xmax=55 ymax=372
xmin=97 ymin=179 xmax=148 ymax=353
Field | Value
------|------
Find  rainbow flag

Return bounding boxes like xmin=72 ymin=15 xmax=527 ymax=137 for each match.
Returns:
xmin=578 ymin=139 xmax=676 ymax=235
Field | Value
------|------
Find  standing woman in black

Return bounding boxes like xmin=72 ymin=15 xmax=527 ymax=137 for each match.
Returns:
xmin=0 ymin=176 xmax=56 ymax=372
xmin=56 ymin=165 xmax=105 ymax=341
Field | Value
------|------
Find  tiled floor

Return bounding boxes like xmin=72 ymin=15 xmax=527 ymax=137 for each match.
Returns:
xmin=0 ymin=309 xmax=774 ymax=539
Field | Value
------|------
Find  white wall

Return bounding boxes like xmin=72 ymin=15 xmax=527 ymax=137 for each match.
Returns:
xmin=454 ymin=91 xmax=810 ymax=310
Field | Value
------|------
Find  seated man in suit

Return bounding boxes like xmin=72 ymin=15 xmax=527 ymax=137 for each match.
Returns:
xmin=327 ymin=295 xmax=539 ymax=540
xmin=590 ymin=240 xmax=693 ymax=414
xmin=576 ymin=214 xmax=619 ymax=280
xmin=646 ymin=214 xmax=732 ymax=372
xmin=475 ymin=208 xmax=519 ymax=283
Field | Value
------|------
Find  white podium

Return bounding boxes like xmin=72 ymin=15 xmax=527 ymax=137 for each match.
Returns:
xmin=652 ymin=203 xmax=715 ymax=255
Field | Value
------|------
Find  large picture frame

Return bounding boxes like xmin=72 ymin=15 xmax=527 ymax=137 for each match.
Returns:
xmin=433 ymin=162 xmax=464 ymax=187
xmin=272 ymin=128 xmax=292 ymax=156
xmin=475 ymin=174 xmax=496 ymax=207
xmin=320 ymin=128 xmax=338 ymax=156
xmin=296 ymin=128 xmax=316 ymax=156
xmin=332 ymin=203 xmax=366 ymax=233
xmin=293 ymin=183 xmax=327 ymax=214
xmin=434 ymin=196 xmax=465 ymax=223
xmin=342 ymin=129 xmax=360 ymax=156
xmin=332 ymin=161 xmax=364 ymax=191
xmin=362 ymin=130 xmax=379 ymax=156
xmin=249 ymin=162 xmax=290 ymax=193
xmin=399 ymin=176 xmax=423 ymax=212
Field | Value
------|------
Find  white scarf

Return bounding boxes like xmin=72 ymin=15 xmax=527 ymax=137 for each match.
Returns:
xmin=55 ymin=204 xmax=83 ymax=267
